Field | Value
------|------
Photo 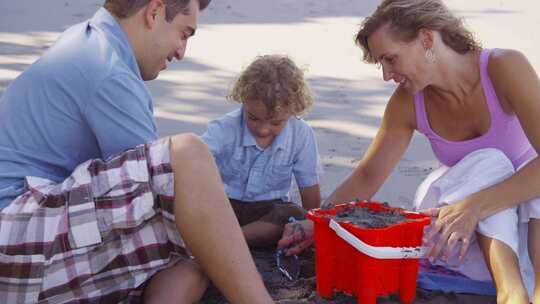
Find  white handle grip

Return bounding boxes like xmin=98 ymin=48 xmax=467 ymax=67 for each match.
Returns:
xmin=329 ymin=219 xmax=426 ymax=259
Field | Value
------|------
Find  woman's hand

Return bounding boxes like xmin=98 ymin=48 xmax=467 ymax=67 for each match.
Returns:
xmin=422 ymin=199 xmax=481 ymax=262
xmin=277 ymin=220 xmax=314 ymax=256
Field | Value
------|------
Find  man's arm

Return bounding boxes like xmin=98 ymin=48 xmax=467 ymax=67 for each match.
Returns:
xmin=85 ymin=73 xmax=158 ymax=158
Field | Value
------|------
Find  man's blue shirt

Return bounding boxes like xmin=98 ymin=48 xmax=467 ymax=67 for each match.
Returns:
xmin=201 ymin=108 xmax=322 ymax=203
xmin=0 ymin=8 xmax=158 ymax=208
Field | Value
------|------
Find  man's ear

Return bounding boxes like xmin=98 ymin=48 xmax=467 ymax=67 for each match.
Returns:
xmin=143 ymin=0 xmax=165 ymax=29
xmin=418 ymin=28 xmax=434 ymax=49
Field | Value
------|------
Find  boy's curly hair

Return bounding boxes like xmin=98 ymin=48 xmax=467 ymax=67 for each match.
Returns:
xmin=228 ymin=55 xmax=313 ymax=117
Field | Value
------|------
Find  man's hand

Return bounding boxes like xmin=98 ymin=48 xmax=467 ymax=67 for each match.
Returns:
xmin=277 ymin=220 xmax=314 ymax=256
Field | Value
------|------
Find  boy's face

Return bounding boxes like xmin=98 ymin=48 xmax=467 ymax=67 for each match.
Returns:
xmin=243 ymin=98 xmax=291 ymax=149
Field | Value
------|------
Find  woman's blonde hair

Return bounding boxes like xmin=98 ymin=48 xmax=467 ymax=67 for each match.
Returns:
xmin=228 ymin=55 xmax=313 ymax=117
xmin=355 ymin=0 xmax=481 ymax=63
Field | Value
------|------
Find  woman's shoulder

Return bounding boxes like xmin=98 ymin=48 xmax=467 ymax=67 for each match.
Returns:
xmin=487 ymin=48 xmax=534 ymax=109
xmin=385 ymin=87 xmax=417 ymax=130
xmin=487 ymin=48 xmax=529 ymax=75
xmin=488 ymin=48 xmax=526 ymax=60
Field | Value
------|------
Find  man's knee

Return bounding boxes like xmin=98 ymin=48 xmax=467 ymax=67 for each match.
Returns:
xmin=181 ymin=259 xmax=209 ymax=287
xmin=144 ymin=259 xmax=209 ymax=303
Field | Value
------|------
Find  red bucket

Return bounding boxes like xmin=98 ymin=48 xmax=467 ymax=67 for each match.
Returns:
xmin=307 ymin=201 xmax=431 ymax=304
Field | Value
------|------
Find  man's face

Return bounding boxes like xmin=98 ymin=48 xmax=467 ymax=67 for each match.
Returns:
xmin=141 ymin=0 xmax=199 ymax=80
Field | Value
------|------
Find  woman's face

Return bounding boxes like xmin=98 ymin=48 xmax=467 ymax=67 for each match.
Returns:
xmin=367 ymin=23 xmax=431 ymax=94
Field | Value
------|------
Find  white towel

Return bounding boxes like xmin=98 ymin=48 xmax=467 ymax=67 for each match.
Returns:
xmin=414 ymin=148 xmax=535 ymax=299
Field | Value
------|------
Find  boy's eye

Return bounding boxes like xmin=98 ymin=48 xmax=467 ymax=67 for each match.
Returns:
xmin=271 ymin=121 xmax=285 ymax=126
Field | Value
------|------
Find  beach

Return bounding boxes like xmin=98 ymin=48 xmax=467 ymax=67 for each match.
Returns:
xmin=2 ymin=0 xmax=539 ymax=206
xmin=1 ymin=0 xmax=539 ymax=302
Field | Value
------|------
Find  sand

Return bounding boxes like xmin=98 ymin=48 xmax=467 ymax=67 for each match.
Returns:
xmin=1 ymin=0 xmax=539 ymax=303
xmin=2 ymin=0 xmax=540 ymax=205
xmin=200 ymin=248 xmax=496 ymax=304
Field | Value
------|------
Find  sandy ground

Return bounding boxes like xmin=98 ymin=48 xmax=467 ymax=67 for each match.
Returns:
xmin=199 ymin=248 xmax=497 ymax=304
xmin=2 ymin=0 xmax=540 ymax=207
xmin=1 ymin=0 xmax=539 ymax=303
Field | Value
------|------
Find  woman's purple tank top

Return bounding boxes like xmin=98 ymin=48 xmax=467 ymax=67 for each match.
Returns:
xmin=414 ymin=48 xmax=536 ymax=169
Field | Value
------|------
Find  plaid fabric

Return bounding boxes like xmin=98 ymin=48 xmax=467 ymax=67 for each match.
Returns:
xmin=0 ymin=137 xmax=187 ymax=303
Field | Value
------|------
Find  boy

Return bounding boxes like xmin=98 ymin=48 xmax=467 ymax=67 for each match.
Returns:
xmin=202 ymin=55 xmax=322 ymax=247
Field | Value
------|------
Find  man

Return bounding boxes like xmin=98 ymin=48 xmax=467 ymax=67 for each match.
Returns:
xmin=0 ymin=0 xmax=273 ymax=303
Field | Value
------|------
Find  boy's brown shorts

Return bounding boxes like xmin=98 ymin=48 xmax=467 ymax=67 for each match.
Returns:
xmin=229 ymin=198 xmax=307 ymax=226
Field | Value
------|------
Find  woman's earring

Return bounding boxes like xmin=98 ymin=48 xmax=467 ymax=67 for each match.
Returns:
xmin=425 ymin=48 xmax=436 ymax=64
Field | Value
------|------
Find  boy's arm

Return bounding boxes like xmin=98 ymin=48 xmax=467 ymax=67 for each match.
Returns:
xmin=299 ymin=184 xmax=321 ymax=210
xmin=293 ymin=123 xmax=323 ymax=209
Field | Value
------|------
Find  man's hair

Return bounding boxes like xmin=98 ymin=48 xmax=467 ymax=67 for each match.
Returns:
xmin=355 ymin=0 xmax=481 ymax=64
xmin=104 ymin=0 xmax=211 ymax=22
xmin=228 ymin=54 xmax=313 ymax=117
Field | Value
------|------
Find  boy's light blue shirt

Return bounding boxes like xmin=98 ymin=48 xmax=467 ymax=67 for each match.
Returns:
xmin=0 ymin=8 xmax=157 ymax=209
xmin=201 ymin=108 xmax=322 ymax=203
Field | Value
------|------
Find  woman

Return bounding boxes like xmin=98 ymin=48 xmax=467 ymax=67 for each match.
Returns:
xmin=277 ymin=0 xmax=540 ymax=303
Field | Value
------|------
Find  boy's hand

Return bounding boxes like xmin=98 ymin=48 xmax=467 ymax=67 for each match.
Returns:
xmin=277 ymin=220 xmax=314 ymax=256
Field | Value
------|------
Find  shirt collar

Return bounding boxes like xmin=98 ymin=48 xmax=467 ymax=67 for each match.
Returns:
xmin=89 ymin=8 xmax=142 ymax=80
xmin=240 ymin=107 xmax=290 ymax=152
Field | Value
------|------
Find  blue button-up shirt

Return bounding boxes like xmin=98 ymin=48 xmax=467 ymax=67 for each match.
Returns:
xmin=201 ymin=108 xmax=322 ymax=203
xmin=0 ymin=8 xmax=157 ymax=209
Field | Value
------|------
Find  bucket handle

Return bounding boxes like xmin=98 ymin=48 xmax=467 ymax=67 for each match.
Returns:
xmin=329 ymin=219 xmax=427 ymax=259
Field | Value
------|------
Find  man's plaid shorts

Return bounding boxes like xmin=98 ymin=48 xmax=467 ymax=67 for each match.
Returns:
xmin=0 ymin=137 xmax=187 ymax=303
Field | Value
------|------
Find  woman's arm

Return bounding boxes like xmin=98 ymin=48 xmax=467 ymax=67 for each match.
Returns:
xmin=323 ymin=87 xmax=417 ymax=207
xmin=472 ymin=49 xmax=540 ymax=217
xmin=427 ymin=49 xmax=540 ymax=260
xmin=278 ymin=88 xmax=416 ymax=254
